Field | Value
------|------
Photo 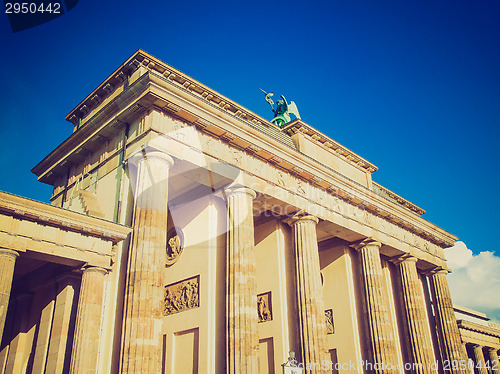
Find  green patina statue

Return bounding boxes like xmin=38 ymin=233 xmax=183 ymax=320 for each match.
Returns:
xmin=260 ymin=88 xmax=301 ymax=128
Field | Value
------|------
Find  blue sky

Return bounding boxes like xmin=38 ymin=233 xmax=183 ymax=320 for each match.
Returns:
xmin=1 ymin=1 xmax=499 ymax=264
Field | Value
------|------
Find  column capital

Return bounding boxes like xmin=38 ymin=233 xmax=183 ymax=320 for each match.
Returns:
xmin=81 ymin=265 xmax=108 ymax=276
xmin=129 ymin=146 xmax=175 ymax=167
xmin=286 ymin=213 xmax=318 ymax=227
xmin=390 ymin=253 xmax=418 ymax=265
xmin=423 ymin=266 xmax=451 ymax=276
xmin=0 ymin=248 xmax=19 ymax=260
xmin=351 ymin=238 xmax=382 ymax=252
xmin=223 ymin=184 xmax=256 ymax=200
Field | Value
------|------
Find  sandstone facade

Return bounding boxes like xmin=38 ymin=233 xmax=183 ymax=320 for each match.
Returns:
xmin=0 ymin=50 xmax=496 ymax=373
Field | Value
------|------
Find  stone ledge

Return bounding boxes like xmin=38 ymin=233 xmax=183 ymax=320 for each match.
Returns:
xmin=0 ymin=191 xmax=131 ymax=243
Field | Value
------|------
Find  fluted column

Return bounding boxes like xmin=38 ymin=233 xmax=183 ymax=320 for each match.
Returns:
xmin=353 ymin=239 xmax=397 ymax=373
xmin=121 ymin=148 xmax=174 ymax=374
xmin=0 ymin=248 xmax=19 ymax=342
xmin=289 ymin=215 xmax=329 ymax=373
xmin=428 ymin=268 xmax=468 ymax=373
xmin=472 ymin=345 xmax=488 ymax=374
xmin=463 ymin=344 xmax=474 ymax=374
xmin=225 ymin=185 xmax=259 ymax=374
xmin=69 ymin=266 xmax=107 ymax=374
xmin=394 ymin=255 xmax=434 ymax=372
xmin=46 ymin=274 xmax=80 ymax=374
xmin=488 ymin=348 xmax=499 ymax=374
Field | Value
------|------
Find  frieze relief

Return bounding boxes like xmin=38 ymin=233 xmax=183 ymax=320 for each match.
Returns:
xmin=257 ymin=292 xmax=272 ymax=323
xmin=164 ymin=275 xmax=200 ymax=316
xmin=276 ymin=170 xmax=287 ymax=187
xmin=230 ymin=148 xmax=242 ymax=166
xmin=186 ymin=130 xmax=453 ymax=255
xmin=296 ymin=181 xmax=306 ymax=195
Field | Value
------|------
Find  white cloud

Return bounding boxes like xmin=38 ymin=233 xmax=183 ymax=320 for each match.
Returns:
xmin=445 ymin=241 xmax=500 ymax=323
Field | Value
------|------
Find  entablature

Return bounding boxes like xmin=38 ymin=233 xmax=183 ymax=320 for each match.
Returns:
xmin=458 ymin=319 xmax=500 ymax=339
xmin=0 ymin=191 xmax=131 ymax=244
xmin=36 ymin=52 xmax=457 ymax=252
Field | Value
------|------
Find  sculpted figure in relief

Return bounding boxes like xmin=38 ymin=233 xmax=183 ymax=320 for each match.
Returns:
xmin=325 ymin=309 xmax=334 ymax=334
xmin=166 ymin=230 xmax=183 ymax=266
xmin=257 ymin=294 xmax=272 ymax=322
xmin=164 ymin=290 xmax=180 ymax=315
xmin=164 ymin=276 xmax=200 ymax=316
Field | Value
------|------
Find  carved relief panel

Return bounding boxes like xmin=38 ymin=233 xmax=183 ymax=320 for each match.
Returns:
xmin=257 ymin=292 xmax=272 ymax=323
xmin=164 ymin=275 xmax=200 ymax=316
xmin=325 ymin=309 xmax=334 ymax=334
xmin=166 ymin=228 xmax=184 ymax=266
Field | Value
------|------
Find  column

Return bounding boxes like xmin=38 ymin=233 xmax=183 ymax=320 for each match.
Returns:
xmin=3 ymin=293 xmax=34 ymax=373
xmin=428 ymin=268 xmax=468 ymax=373
xmin=488 ymin=348 xmax=499 ymax=374
xmin=31 ymin=283 xmax=56 ymax=374
xmin=225 ymin=185 xmax=259 ymax=374
xmin=393 ymin=255 xmax=434 ymax=372
xmin=121 ymin=148 xmax=174 ymax=374
xmin=352 ymin=239 xmax=397 ymax=373
xmin=472 ymin=345 xmax=488 ymax=374
xmin=46 ymin=274 xmax=80 ymax=374
xmin=0 ymin=248 xmax=18 ymax=342
xmin=69 ymin=266 xmax=107 ymax=374
xmin=463 ymin=344 xmax=475 ymax=374
xmin=289 ymin=215 xmax=329 ymax=373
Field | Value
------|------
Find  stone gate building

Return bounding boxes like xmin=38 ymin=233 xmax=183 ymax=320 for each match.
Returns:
xmin=1 ymin=50 xmax=498 ymax=373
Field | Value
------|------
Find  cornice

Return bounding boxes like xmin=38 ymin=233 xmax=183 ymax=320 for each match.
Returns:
xmin=65 ymin=51 xmax=142 ymax=126
xmin=457 ymin=319 xmax=500 ymax=338
xmin=66 ymin=49 xmax=276 ymax=131
xmin=282 ymin=120 xmax=378 ymax=174
xmin=32 ymin=72 xmax=152 ymax=183
xmin=0 ymin=191 xmax=131 ymax=243
xmin=372 ymin=182 xmax=425 ymax=215
xmin=454 ymin=305 xmax=489 ymax=320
